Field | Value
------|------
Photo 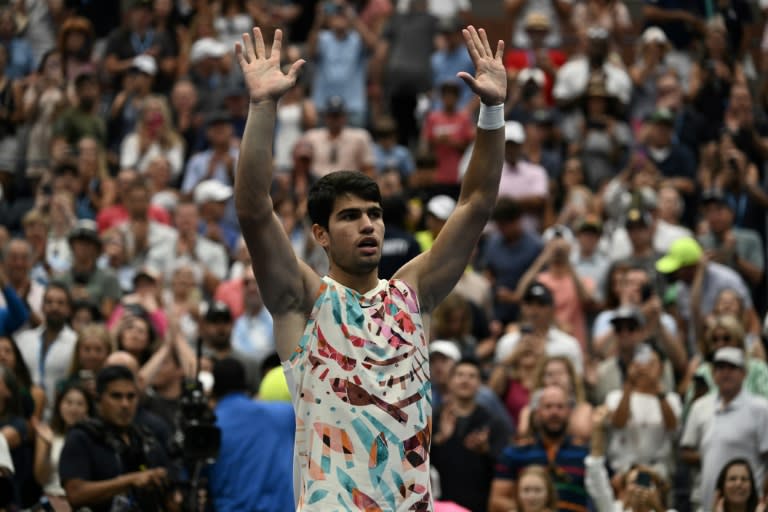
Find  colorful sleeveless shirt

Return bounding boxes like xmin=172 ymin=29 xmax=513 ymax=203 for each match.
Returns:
xmin=282 ymin=276 xmax=433 ymax=511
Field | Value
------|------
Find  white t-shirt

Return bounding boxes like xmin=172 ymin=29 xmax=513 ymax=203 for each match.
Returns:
xmin=605 ymin=390 xmax=682 ymax=479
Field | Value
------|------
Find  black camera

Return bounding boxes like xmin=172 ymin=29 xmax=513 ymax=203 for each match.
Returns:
xmin=174 ymin=378 xmax=220 ymax=463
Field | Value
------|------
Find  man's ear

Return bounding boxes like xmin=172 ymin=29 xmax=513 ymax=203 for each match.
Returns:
xmin=311 ymin=224 xmax=329 ymax=249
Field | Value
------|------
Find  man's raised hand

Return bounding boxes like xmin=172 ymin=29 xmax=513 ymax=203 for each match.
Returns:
xmin=235 ymin=28 xmax=305 ymax=103
xmin=457 ymin=26 xmax=506 ymax=106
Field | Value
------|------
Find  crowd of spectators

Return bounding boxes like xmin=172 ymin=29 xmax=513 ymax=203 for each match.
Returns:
xmin=0 ymin=0 xmax=767 ymax=511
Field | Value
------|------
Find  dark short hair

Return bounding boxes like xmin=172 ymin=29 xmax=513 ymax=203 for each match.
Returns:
xmin=45 ymin=281 xmax=73 ymax=309
xmin=451 ymin=356 xmax=482 ymax=375
xmin=307 ymin=171 xmax=381 ymax=229
xmin=96 ymin=365 xmax=136 ymax=396
xmin=492 ymin=198 xmax=522 ymax=222
xmin=74 ymin=73 xmax=97 ymax=89
xmin=212 ymin=358 xmax=247 ymax=398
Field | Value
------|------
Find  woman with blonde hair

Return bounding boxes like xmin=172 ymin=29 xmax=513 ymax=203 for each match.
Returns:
xmin=516 ymin=465 xmax=558 ymax=512
xmin=119 ymin=95 xmax=185 ymax=178
xmin=680 ymin=314 xmax=768 ymax=409
xmin=60 ymin=323 xmax=112 ymax=399
xmin=516 ymin=355 xmax=592 ymax=442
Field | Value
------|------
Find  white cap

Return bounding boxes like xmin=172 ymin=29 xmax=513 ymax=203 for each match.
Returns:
xmin=517 ymin=67 xmax=545 ymax=87
xmin=132 ymin=54 xmax=157 ymax=76
xmin=429 ymin=340 xmax=461 ymax=362
xmin=190 ymin=37 xmax=228 ymax=64
xmin=504 ymin=121 xmax=526 ymax=144
xmin=426 ymin=195 xmax=456 ymax=221
xmin=641 ymin=26 xmax=669 ymax=45
xmin=713 ymin=347 xmax=745 ymax=369
xmin=0 ymin=434 xmax=14 ymax=474
xmin=194 ymin=179 xmax=233 ymax=204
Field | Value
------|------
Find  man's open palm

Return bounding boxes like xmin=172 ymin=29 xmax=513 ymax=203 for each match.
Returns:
xmin=235 ymin=28 xmax=305 ymax=102
xmin=457 ymin=26 xmax=506 ymax=106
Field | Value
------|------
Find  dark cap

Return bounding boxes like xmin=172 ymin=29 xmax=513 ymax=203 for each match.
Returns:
xmin=701 ymin=189 xmax=730 ymax=208
xmin=647 ymin=108 xmax=675 ymax=125
xmin=68 ymin=219 xmax=101 ymax=248
xmin=437 ymin=17 xmax=463 ymax=33
xmin=206 ymin=110 xmax=232 ymax=127
xmin=530 ymin=109 xmax=555 ymax=125
xmin=205 ymin=301 xmax=232 ymax=322
xmin=625 ymin=208 xmax=652 ymax=229
xmin=610 ymin=306 xmax=644 ymax=327
xmin=523 ymin=281 xmax=554 ymax=305
xmin=131 ymin=0 xmax=153 ymax=9
xmin=576 ymin=214 xmax=602 ymax=233
xmin=325 ymin=96 xmax=346 ymax=114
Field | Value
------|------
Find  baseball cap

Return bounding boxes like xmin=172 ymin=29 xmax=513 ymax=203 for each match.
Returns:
xmin=325 ymin=96 xmax=346 ymax=114
xmin=576 ymin=214 xmax=602 ymax=233
xmin=205 ymin=301 xmax=233 ymax=322
xmin=190 ymin=37 xmax=228 ymax=64
xmin=131 ymin=55 xmax=157 ymax=76
xmin=504 ymin=121 xmax=526 ymax=144
xmin=524 ymin=12 xmax=551 ymax=31
xmin=429 ymin=340 xmax=461 ymax=362
xmin=701 ymin=189 xmax=730 ymax=208
xmin=426 ymin=195 xmax=456 ymax=221
xmin=68 ymin=219 xmax=102 ymax=248
xmin=194 ymin=180 xmax=233 ymax=204
xmin=655 ymin=236 xmax=703 ymax=274
xmin=133 ymin=265 xmax=160 ymax=284
xmin=647 ymin=108 xmax=675 ymax=125
xmin=517 ymin=68 xmax=545 ymax=87
xmin=205 ymin=110 xmax=232 ymax=127
xmin=523 ymin=281 xmax=553 ymax=305
xmin=713 ymin=347 xmax=745 ymax=369
xmin=610 ymin=306 xmax=644 ymax=327
xmin=624 ymin=208 xmax=652 ymax=229
xmin=641 ymin=26 xmax=669 ymax=46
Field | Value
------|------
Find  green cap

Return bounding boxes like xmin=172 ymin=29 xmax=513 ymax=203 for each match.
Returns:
xmin=655 ymin=237 xmax=703 ymax=274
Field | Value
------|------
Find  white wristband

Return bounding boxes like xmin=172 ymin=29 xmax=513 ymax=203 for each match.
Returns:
xmin=477 ymin=103 xmax=505 ymax=130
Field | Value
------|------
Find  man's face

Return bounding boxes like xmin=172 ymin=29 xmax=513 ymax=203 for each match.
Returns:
xmin=627 ymin=222 xmax=652 ymax=249
xmin=656 ymin=76 xmax=682 ymax=110
xmin=504 ymin=141 xmax=521 ymax=165
xmin=125 ymin=188 xmax=150 ymax=219
xmin=448 ymin=363 xmax=481 ymax=401
xmin=521 ymin=300 xmax=551 ymax=330
xmin=535 ymin=387 xmax=571 ymax=438
xmin=316 ymin=194 xmax=384 ymax=277
xmin=203 ymin=319 xmax=233 ymax=349
xmin=497 ymin=218 xmax=523 ymax=242
xmin=5 ymin=241 xmax=32 ymax=278
xmin=613 ymin=319 xmax=642 ymax=351
xmin=325 ymin=111 xmax=346 ymax=133
xmin=704 ymin=203 xmax=733 ymax=234
xmin=649 ymin=123 xmax=673 ymax=147
xmin=430 ymin=354 xmax=455 ymax=388
xmin=576 ymin=230 xmax=599 ymax=254
xmin=70 ymin=239 xmax=99 ymax=266
xmin=43 ymin=288 xmax=71 ymax=328
xmin=99 ymin=379 xmax=138 ymax=428
xmin=207 ymin=123 xmax=233 ymax=147
xmin=713 ymin=362 xmax=745 ymax=398
xmin=174 ymin=204 xmax=199 ymax=235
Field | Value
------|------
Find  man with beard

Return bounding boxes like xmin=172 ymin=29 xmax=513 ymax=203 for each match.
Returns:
xmin=200 ymin=302 xmax=261 ymax=394
xmin=16 ymin=283 xmax=77 ymax=419
xmin=52 ymin=73 xmax=105 ymax=151
xmin=489 ymin=385 xmax=590 ymax=512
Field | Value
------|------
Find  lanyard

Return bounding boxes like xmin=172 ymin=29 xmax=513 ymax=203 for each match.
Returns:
xmin=130 ymin=30 xmax=155 ymax=55
xmin=38 ymin=333 xmax=49 ymax=391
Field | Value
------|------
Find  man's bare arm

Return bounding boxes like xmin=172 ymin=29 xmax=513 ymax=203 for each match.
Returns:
xmin=234 ymin=29 xmax=320 ymax=331
xmin=396 ymin=27 xmax=506 ymax=312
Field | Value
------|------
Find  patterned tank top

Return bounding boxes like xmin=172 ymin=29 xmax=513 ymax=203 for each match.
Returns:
xmin=283 ymin=276 xmax=433 ymax=511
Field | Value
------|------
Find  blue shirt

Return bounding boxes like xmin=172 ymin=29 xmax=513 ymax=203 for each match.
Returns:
xmin=209 ymin=393 xmax=295 ymax=512
xmin=312 ymin=30 xmax=368 ymax=114
xmin=230 ymin=308 xmax=275 ymax=364
xmin=0 ymin=286 xmax=29 ymax=336
xmin=3 ymin=38 xmax=35 ymax=80
xmin=431 ymin=46 xmax=475 ymax=110
xmin=373 ymin=143 xmax=415 ymax=177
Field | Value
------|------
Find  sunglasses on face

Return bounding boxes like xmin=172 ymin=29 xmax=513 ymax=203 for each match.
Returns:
xmin=711 ymin=335 xmax=732 ymax=343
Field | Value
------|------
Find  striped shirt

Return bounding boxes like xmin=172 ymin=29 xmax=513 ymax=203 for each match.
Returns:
xmin=495 ymin=436 xmax=590 ymax=512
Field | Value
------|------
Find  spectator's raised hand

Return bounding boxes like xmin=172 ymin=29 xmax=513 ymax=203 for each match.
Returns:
xmin=235 ymin=28 xmax=305 ymax=103
xmin=457 ymin=26 xmax=506 ymax=106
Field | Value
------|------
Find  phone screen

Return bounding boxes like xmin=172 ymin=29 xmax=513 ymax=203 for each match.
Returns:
xmin=635 ymin=471 xmax=652 ymax=488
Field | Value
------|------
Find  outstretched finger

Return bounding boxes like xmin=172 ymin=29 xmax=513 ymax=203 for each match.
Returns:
xmin=286 ymin=59 xmax=306 ymax=82
xmin=494 ymin=39 xmax=505 ymax=62
xmin=270 ymin=29 xmax=283 ymax=61
xmin=468 ymin=26 xmax=487 ymax=58
xmin=462 ymin=28 xmax=480 ymax=62
xmin=241 ymin=32 xmax=255 ymax=61
xmin=457 ymin=71 xmax=477 ymax=92
xmin=234 ymin=42 xmax=248 ymax=68
xmin=253 ymin=27 xmax=266 ymax=59
xmin=478 ymin=28 xmax=493 ymax=56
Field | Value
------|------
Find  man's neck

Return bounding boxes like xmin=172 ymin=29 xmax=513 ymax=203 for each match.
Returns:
xmin=720 ymin=388 xmax=740 ymax=406
xmin=43 ymin=325 xmax=63 ymax=345
xmin=540 ymin=431 xmax=565 ymax=447
xmin=452 ymin=398 xmax=476 ymax=417
xmin=155 ymin=380 xmax=183 ymax=400
xmin=72 ymin=263 xmax=94 ymax=275
xmin=328 ymin=267 xmax=379 ymax=294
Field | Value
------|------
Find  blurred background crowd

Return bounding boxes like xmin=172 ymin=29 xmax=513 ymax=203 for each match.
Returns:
xmin=0 ymin=0 xmax=767 ymax=511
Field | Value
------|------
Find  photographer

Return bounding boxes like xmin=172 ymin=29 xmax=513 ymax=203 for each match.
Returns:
xmin=59 ymin=365 xmax=176 ymax=512
xmin=208 ymin=358 xmax=294 ymax=511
